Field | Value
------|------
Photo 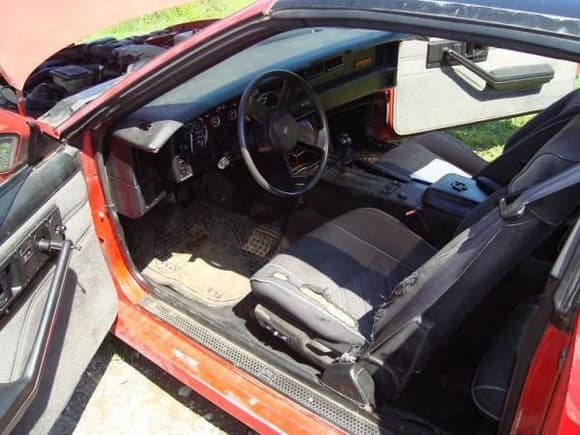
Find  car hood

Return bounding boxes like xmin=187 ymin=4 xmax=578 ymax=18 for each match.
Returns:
xmin=0 ymin=0 xmax=192 ymax=91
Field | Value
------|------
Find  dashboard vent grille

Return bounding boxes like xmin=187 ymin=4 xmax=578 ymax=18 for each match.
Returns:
xmin=325 ymin=55 xmax=343 ymax=72
xmin=303 ymin=62 xmax=324 ymax=79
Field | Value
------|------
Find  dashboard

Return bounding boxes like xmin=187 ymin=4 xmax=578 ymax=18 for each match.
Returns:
xmin=107 ymin=27 xmax=403 ymax=218
xmin=112 ymin=27 xmax=401 ymax=152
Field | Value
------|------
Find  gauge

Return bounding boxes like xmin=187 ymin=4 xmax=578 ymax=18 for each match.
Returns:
xmin=187 ymin=117 xmax=208 ymax=153
xmin=256 ymin=91 xmax=279 ymax=109
xmin=208 ymin=113 xmax=222 ymax=129
xmin=225 ymin=107 xmax=237 ymax=122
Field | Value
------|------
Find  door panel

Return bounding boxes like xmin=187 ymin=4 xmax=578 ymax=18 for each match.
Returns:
xmin=0 ymin=144 xmax=117 ymax=433
xmin=393 ymin=39 xmax=578 ymax=136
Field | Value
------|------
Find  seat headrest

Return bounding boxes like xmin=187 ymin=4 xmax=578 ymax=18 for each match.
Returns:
xmin=505 ymin=89 xmax=580 ymax=151
xmin=509 ymin=114 xmax=580 ymax=224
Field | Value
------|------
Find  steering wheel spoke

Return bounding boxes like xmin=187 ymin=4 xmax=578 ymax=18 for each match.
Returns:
xmin=296 ymin=124 xmax=322 ymax=150
xmin=277 ymin=78 xmax=297 ymax=113
xmin=246 ymin=97 xmax=272 ymax=124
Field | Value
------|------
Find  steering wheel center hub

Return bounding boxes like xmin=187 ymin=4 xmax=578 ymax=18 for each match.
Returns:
xmin=267 ymin=111 xmax=298 ymax=152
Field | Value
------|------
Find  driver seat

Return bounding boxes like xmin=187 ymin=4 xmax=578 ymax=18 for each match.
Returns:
xmin=251 ymin=116 xmax=580 ymax=403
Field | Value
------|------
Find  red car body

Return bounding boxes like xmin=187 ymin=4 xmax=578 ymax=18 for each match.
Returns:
xmin=0 ymin=1 xmax=579 ymax=433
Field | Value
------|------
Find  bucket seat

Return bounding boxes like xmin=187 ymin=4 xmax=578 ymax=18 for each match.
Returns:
xmin=251 ymin=116 xmax=580 ymax=403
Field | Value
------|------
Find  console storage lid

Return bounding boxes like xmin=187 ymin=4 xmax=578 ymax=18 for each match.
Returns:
xmin=422 ymin=174 xmax=488 ymax=218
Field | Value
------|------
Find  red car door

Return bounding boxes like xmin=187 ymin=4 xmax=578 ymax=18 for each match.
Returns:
xmin=0 ymin=109 xmax=117 ymax=432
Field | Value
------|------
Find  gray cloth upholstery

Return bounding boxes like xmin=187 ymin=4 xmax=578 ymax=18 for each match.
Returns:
xmin=472 ymin=300 xmax=539 ymax=421
xmin=251 ymin=114 xmax=580 ymax=397
xmin=380 ymin=131 xmax=487 ymax=176
xmin=371 ymin=115 xmax=580 ymax=358
xmin=251 ymin=208 xmax=436 ymax=345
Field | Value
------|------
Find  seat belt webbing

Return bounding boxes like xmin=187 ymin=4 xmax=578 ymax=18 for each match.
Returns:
xmin=499 ymin=163 xmax=580 ymax=220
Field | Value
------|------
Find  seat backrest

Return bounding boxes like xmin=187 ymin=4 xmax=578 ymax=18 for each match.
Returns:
xmin=369 ymin=115 xmax=580 ymax=397
xmin=477 ymin=88 xmax=580 ymax=186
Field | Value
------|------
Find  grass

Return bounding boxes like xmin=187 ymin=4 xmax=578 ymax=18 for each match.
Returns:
xmin=447 ymin=114 xmax=534 ymax=161
xmin=85 ymin=0 xmax=253 ymax=41
xmin=89 ymin=1 xmax=579 ymax=161
xmin=449 ymin=75 xmax=580 ymax=161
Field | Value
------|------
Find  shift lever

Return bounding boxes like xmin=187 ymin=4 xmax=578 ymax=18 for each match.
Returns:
xmin=334 ymin=132 xmax=353 ymax=172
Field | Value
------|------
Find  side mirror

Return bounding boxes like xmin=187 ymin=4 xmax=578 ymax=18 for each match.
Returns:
xmin=0 ymin=108 xmax=30 ymax=183
xmin=0 ymin=134 xmax=21 ymax=174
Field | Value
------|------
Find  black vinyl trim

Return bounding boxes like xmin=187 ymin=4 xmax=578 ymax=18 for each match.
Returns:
xmin=443 ymin=48 xmax=554 ymax=91
xmin=0 ymin=149 xmax=80 ymax=244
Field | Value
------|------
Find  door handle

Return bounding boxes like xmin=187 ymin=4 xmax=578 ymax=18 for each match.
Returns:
xmin=0 ymin=239 xmax=73 ymax=434
xmin=443 ymin=48 xmax=554 ymax=91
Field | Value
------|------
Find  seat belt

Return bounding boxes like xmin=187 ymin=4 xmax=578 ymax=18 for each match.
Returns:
xmin=499 ymin=163 xmax=580 ymax=220
xmin=371 ymin=164 xmax=580 ymax=353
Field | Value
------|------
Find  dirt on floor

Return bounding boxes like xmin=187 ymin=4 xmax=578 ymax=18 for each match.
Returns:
xmin=52 ymin=335 xmax=250 ymax=435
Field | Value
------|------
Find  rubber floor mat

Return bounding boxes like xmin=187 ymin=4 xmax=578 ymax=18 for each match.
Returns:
xmin=132 ymin=201 xmax=291 ymax=306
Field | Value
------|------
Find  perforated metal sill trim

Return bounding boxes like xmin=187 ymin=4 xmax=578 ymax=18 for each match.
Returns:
xmin=140 ymin=295 xmax=385 ymax=435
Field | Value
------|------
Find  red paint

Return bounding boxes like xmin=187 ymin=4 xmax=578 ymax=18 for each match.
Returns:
xmin=510 ymin=324 xmax=572 ymax=434
xmin=370 ymin=89 xmax=395 ymax=142
xmin=387 ymin=87 xmax=396 ymax=135
xmin=541 ymin=314 xmax=580 ymax=435
xmin=80 ymin=132 xmax=343 ymax=434
xmin=2 ymin=2 xmax=576 ymax=429
xmin=0 ymin=0 xmax=194 ymax=90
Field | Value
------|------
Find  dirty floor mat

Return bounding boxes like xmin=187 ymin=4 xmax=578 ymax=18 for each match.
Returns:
xmin=130 ymin=201 xmax=324 ymax=306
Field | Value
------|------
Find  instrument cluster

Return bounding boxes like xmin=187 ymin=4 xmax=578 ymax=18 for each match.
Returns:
xmin=180 ymin=87 xmax=281 ymax=158
xmin=182 ymin=100 xmax=239 ymax=155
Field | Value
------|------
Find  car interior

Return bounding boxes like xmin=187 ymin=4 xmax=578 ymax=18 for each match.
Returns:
xmin=87 ymin=27 xmax=580 ymax=433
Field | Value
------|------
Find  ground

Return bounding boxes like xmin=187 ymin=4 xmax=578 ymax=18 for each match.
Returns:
xmin=54 ymin=335 xmax=250 ymax=434
xmin=53 ymin=1 xmax=577 ymax=433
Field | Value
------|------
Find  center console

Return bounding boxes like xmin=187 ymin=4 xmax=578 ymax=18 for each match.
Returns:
xmin=422 ymin=174 xmax=488 ymax=218
xmin=316 ymin=156 xmax=490 ymax=246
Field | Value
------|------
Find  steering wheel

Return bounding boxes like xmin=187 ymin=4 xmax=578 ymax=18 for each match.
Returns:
xmin=237 ymin=70 xmax=330 ymax=197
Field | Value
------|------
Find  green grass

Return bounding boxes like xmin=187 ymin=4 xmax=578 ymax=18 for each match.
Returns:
xmin=85 ymin=0 xmax=253 ymax=41
xmin=448 ymin=114 xmax=534 ymax=161
xmin=89 ymin=2 xmax=579 ymax=162
xmin=450 ymin=75 xmax=580 ymax=161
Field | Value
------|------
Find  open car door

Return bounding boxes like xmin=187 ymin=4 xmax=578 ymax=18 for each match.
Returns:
xmin=392 ymin=38 xmax=578 ymax=135
xmin=0 ymin=110 xmax=117 ymax=433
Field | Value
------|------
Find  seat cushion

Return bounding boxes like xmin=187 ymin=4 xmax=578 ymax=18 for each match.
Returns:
xmin=251 ymin=208 xmax=436 ymax=346
xmin=380 ymin=132 xmax=487 ymax=182
xmin=472 ymin=300 xmax=539 ymax=421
